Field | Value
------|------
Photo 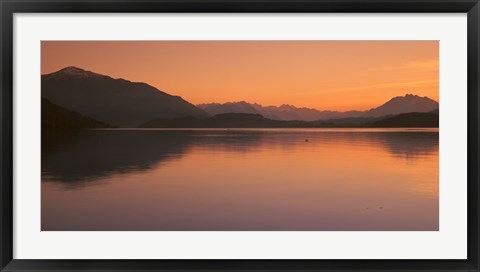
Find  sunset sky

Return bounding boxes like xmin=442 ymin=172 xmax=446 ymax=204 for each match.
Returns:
xmin=41 ymin=41 xmax=438 ymax=111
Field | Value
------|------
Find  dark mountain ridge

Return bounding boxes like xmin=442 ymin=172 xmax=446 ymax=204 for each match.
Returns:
xmin=370 ymin=112 xmax=439 ymax=128
xmin=42 ymin=98 xmax=112 ymax=129
xmin=42 ymin=66 xmax=209 ymax=127
xmin=140 ymin=111 xmax=439 ymax=128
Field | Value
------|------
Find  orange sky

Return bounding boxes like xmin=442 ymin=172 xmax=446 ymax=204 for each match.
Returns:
xmin=41 ymin=41 xmax=438 ymax=111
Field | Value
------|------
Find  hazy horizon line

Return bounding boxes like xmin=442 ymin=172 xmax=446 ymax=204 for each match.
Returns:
xmin=195 ymin=94 xmax=439 ymax=113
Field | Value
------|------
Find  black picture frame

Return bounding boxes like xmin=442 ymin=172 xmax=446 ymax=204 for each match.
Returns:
xmin=1 ymin=0 xmax=479 ymax=271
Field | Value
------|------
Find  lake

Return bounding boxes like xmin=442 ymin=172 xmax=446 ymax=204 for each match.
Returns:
xmin=41 ymin=128 xmax=439 ymax=231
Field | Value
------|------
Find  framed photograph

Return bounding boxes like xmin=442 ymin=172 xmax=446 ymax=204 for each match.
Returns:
xmin=1 ymin=0 xmax=479 ymax=271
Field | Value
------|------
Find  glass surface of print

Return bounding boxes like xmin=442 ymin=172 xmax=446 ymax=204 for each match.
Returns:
xmin=41 ymin=41 xmax=439 ymax=231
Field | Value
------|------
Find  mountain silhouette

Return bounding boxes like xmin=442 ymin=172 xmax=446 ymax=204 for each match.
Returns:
xmin=42 ymin=66 xmax=209 ymax=127
xmin=363 ymin=94 xmax=438 ymax=117
xmin=42 ymin=67 xmax=439 ymax=127
xmin=197 ymin=101 xmax=261 ymax=116
xmin=140 ymin=112 xmax=438 ymax=128
xmin=42 ymin=98 xmax=112 ymax=129
xmin=198 ymin=102 xmax=363 ymax=121
xmin=370 ymin=112 xmax=439 ymax=128
xmin=254 ymin=104 xmax=364 ymax=121
xmin=197 ymin=94 xmax=437 ymax=121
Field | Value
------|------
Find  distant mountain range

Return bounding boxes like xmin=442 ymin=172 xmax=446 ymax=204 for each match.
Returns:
xmin=196 ymin=101 xmax=364 ymax=121
xmin=197 ymin=94 xmax=438 ymax=121
xmin=42 ymin=66 xmax=439 ymax=128
xmin=42 ymin=67 xmax=208 ymax=127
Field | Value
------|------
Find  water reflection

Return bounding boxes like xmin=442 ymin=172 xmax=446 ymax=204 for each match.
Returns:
xmin=42 ymin=130 xmax=195 ymax=186
xmin=42 ymin=129 xmax=438 ymax=231
xmin=42 ymin=129 xmax=438 ymax=187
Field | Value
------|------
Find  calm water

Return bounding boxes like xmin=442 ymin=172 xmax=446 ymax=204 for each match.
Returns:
xmin=41 ymin=128 xmax=439 ymax=231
